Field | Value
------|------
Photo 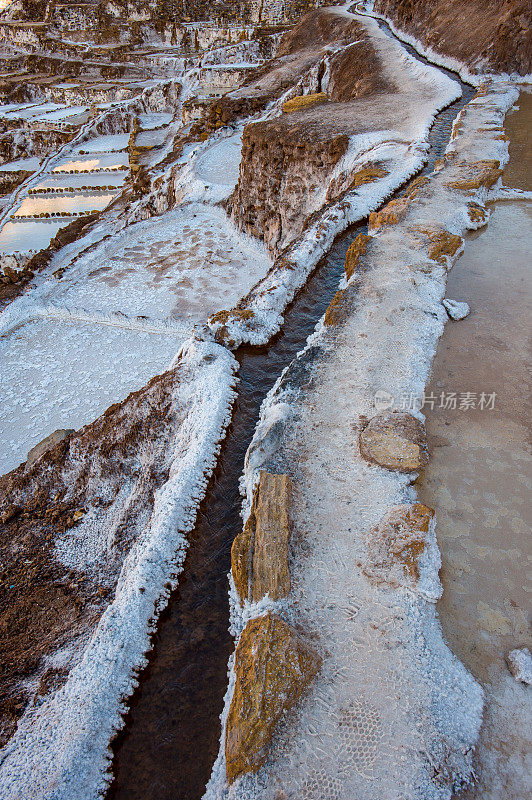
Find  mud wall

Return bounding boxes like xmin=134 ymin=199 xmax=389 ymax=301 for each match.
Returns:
xmin=373 ymin=0 xmax=531 ymax=76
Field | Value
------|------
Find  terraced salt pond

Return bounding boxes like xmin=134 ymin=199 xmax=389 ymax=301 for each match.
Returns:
xmin=0 ymin=219 xmax=65 ymax=254
xmin=53 ymin=152 xmax=129 ymax=173
xmin=0 ymin=316 xmax=184 ymax=475
xmin=0 ymin=156 xmax=41 ymax=172
xmin=45 ymin=204 xmax=271 ymax=321
xmin=74 ymin=134 xmax=130 ymax=153
xmin=14 ymin=192 xmax=118 ymax=217
xmin=31 ymin=172 xmax=126 ymax=191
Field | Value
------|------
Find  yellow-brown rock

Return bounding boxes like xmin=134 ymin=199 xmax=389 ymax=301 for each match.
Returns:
xmin=363 ymin=503 xmax=435 ymax=589
xmin=225 ymin=613 xmax=322 ymax=783
xmin=344 ymin=233 xmax=371 ymax=280
xmin=368 ymin=196 xmax=410 ymax=232
xmin=447 ymin=159 xmax=502 ymax=191
xmin=282 ymin=92 xmax=328 ymax=113
xmin=323 ymin=288 xmax=351 ymax=327
xmin=231 ymin=471 xmax=292 ymax=603
xmin=359 ymin=412 xmax=429 ymax=472
xmin=411 ymin=225 xmax=463 ymax=265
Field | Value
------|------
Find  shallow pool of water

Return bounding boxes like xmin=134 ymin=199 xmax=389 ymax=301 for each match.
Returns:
xmin=419 ymin=93 xmax=531 ymax=800
xmin=14 ymin=192 xmax=117 ymax=217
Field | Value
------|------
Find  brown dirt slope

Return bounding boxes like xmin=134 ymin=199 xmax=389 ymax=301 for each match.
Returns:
xmin=0 ymin=364 xmax=183 ymax=748
xmin=373 ymin=0 xmax=531 ymax=76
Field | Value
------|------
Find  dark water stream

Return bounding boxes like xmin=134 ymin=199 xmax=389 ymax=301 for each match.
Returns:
xmin=107 ymin=19 xmax=474 ymax=800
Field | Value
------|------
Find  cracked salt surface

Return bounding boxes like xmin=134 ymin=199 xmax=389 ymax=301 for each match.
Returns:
xmin=44 ymin=203 xmax=271 ymax=321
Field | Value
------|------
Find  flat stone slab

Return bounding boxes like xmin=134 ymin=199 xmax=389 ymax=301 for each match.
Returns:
xmin=225 ymin=613 xmax=321 ymax=783
xmin=359 ymin=412 xmax=429 ymax=472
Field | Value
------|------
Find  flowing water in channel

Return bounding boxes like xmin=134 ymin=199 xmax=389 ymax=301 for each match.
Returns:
xmin=108 ymin=29 xmax=475 ymax=800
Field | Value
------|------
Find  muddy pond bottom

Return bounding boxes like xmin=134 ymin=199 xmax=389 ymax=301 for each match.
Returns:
xmin=419 ymin=198 xmax=531 ymax=800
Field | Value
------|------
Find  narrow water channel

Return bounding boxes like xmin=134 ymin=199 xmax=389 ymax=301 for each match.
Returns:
xmin=107 ymin=23 xmax=475 ymax=800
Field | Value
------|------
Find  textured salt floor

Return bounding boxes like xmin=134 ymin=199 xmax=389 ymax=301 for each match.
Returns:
xmin=44 ymin=203 xmax=271 ymax=321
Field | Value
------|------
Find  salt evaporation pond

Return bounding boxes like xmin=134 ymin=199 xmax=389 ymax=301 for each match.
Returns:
xmin=32 ymin=172 xmax=126 ymax=191
xmin=0 ymin=156 xmax=41 ymax=171
xmin=0 ymin=102 xmax=65 ymax=120
xmin=138 ymin=112 xmax=173 ymax=129
xmin=75 ymin=134 xmax=130 ymax=153
xmin=14 ymin=192 xmax=117 ymax=217
xmin=0 ymin=219 xmax=66 ymax=254
xmin=34 ymin=105 xmax=89 ymax=122
xmin=0 ymin=316 xmax=184 ymax=475
xmin=53 ymin=152 xmax=129 ymax=172
xmin=194 ymin=133 xmax=242 ymax=186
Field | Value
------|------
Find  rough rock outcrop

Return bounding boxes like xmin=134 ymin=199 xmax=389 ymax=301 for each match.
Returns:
xmin=363 ymin=503 xmax=435 ymax=590
xmin=228 ymin=10 xmax=391 ymax=254
xmin=230 ymin=123 xmax=350 ymax=253
xmin=231 ymin=471 xmax=292 ymax=603
xmin=225 ymin=613 xmax=321 ymax=783
xmin=359 ymin=411 xmax=429 ymax=471
xmin=373 ymin=0 xmax=531 ymax=76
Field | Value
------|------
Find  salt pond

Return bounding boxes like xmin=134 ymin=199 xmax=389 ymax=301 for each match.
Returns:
xmin=0 ymin=156 xmax=41 ymax=172
xmin=32 ymin=172 xmax=126 ymax=191
xmin=46 ymin=203 xmax=271 ymax=322
xmin=74 ymin=134 xmax=130 ymax=153
xmin=53 ymin=152 xmax=129 ymax=172
xmin=0 ymin=316 xmax=184 ymax=474
xmin=14 ymin=192 xmax=117 ymax=217
xmin=0 ymin=219 xmax=66 ymax=254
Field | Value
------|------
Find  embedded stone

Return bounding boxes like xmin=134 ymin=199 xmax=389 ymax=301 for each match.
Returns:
xmin=323 ymin=288 xmax=350 ymax=326
xmin=231 ymin=471 xmax=292 ymax=603
xmin=363 ymin=503 xmax=435 ymax=589
xmin=359 ymin=412 xmax=429 ymax=471
xmin=411 ymin=225 xmax=463 ymax=266
xmin=447 ymin=159 xmax=502 ymax=191
xmin=507 ymin=647 xmax=532 ymax=686
xmin=282 ymin=92 xmax=328 ymax=113
xmin=344 ymin=233 xmax=371 ymax=280
xmin=225 ymin=613 xmax=322 ymax=783
xmin=26 ymin=429 xmax=75 ymax=469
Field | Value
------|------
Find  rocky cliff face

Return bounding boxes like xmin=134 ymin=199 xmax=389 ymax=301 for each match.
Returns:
xmin=227 ymin=10 xmax=390 ymax=254
xmin=373 ymin=0 xmax=531 ymax=76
